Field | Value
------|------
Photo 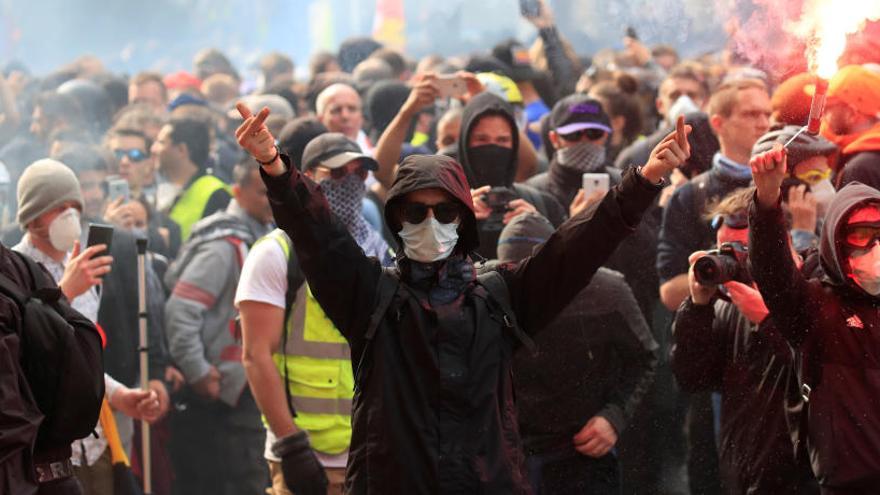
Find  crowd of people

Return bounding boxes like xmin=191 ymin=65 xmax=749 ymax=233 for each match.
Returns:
xmin=2 ymin=2 xmax=880 ymax=494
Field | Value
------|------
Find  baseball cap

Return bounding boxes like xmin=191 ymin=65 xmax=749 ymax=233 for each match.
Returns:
xmin=826 ymin=65 xmax=880 ymax=118
xmin=550 ymin=94 xmax=612 ymax=135
xmin=301 ymin=132 xmax=378 ymax=171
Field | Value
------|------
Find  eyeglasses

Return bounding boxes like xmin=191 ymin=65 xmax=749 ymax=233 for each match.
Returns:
xmin=794 ymin=168 xmax=832 ymax=186
xmin=114 ymin=148 xmax=149 ymax=162
xmin=400 ymin=201 xmax=461 ymax=225
xmin=316 ymin=162 xmax=368 ymax=181
xmin=559 ymin=128 xmax=606 ymax=142
xmin=844 ymin=222 xmax=880 ymax=250
xmin=711 ymin=211 xmax=748 ymax=230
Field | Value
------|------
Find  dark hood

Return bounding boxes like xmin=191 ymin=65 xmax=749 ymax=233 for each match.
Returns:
xmin=819 ymin=181 xmax=880 ymax=286
xmin=384 ymin=154 xmax=479 ymax=255
xmin=457 ymin=92 xmax=520 ymax=188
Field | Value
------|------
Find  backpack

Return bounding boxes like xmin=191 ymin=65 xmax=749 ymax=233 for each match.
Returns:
xmin=353 ymin=268 xmax=535 ymax=392
xmin=0 ymin=252 xmax=104 ymax=447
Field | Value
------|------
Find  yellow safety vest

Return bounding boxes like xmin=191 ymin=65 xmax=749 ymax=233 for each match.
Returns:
xmin=258 ymin=229 xmax=353 ymax=455
xmin=169 ymin=174 xmax=231 ymax=241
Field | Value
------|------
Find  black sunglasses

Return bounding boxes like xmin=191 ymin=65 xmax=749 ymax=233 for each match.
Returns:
xmin=844 ymin=222 xmax=880 ymax=250
xmin=400 ymin=201 xmax=461 ymax=225
xmin=559 ymin=128 xmax=606 ymax=142
xmin=114 ymin=148 xmax=149 ymax=162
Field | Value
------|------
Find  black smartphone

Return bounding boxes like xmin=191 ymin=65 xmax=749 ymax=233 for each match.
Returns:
xmin=86 ymin=223 xmax=114 ymax=255
xmin=519 ymin=0 xmax=541 ymax=17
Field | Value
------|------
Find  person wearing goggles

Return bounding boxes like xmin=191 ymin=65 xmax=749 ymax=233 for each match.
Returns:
xmin=751 ymin=144 xmax=880 ymax=492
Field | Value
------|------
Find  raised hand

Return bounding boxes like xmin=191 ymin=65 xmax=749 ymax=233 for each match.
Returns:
xmin=401 ymin=74 xmax=440 ymax=117
xmin=235 ymin=103 xmax=276 ymax=163
xmin=59 ymin=241 xmax=113 ymax=301
xmin=642 ymin=115 xmax=692 ymax=184
xmin=751 ymin=143 xmax=787 ymax=208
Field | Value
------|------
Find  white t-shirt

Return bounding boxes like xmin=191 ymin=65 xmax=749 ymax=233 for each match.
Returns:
xmin=234 ymin=238 xmax=348 ymax=468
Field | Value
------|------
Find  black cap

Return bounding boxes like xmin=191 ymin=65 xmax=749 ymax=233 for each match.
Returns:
xmin=464 ymin=55 xmax=514 ymax=79
xmin=491 ymin=40 xmax=540 ymax=82
xmin=550 ymin=94 xmax=612 ymax=135
xmin=301 ymin=132 xmax=378 ymax=171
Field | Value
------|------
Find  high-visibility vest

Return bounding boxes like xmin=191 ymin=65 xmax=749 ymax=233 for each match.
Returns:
xmin=257 ymin=229 xmax=353 ymax=455
xmin=169 ymin=174 xmax=231 ymax=241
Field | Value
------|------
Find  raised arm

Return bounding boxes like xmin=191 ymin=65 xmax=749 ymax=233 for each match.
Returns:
xmin=749 ymin=145 xmax=818 ymax=346
xmin=373 ymin=76 xmax=439 ymax=190
xmin=505 ymin=116 xmax=692 ymax=333
xmin=235 ymin=103 xmax=381 ymax=346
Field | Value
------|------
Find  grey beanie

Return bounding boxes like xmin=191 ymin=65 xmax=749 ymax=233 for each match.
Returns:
xmin=497 ymin=212 xmax=555 ymax=263
xmin=16 ymin=159 xmax=83 ymax=228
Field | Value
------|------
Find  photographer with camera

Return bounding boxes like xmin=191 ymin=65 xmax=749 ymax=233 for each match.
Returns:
xmin=671 ymin=187 xmax=818 ymax=495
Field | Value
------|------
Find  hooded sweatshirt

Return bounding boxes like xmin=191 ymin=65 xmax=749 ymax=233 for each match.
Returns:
xmin=260 ymin=151 xmax=663 ymax=494
xmin=750 ymin=182 xmax=880 ymax=490
xmin=458 ymin=92 xmax=566 ymax=258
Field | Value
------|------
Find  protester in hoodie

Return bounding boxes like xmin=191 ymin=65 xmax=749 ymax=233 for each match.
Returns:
xmin=164 ymin=162 xmax=273 ymax=495
xmin=458 ymin=91 xmax=566 ymax=259
xmin=236 ymin=133 xmax=394 ymax=495
xmin=822 ymin=65 xmax=880 ymax=190
xmin=751 ymin=142 xmax=880 ymax=494
xmin=671 ymin=187 xmax=819 ymax=495
xmin=235 ymin=101 xmax=690 ymax=494
xmin=495 ymin=212 xmax=657 ymax=495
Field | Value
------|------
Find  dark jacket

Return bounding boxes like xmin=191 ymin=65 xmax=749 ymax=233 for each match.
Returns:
xmin=672 ymin=298 xmax=818 ymax=494
xmin=98 ymin=228 xmax=169 ymax=387
xmin=750 ymin=183 xmax=880 ymax=490
xmin=457 ymin=93 xmax=566 ymax=259
xmin=261 ymin=153 xmax=661 ymax=494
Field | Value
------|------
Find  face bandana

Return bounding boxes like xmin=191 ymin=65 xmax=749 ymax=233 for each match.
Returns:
xmin=467 ymin=144 xmax=514 ymax=188
xmin=556 ymin=140 xmax=607 ymax=173
xmin=320 ymin=173 xmax=390 ymax=261
xmin=849 ymin=244 xmax=880 ymax=296
xmin=48 ymin=207 xmax=82 ymax=252
xmin=398 ymin=217 xmax=460 ymax=263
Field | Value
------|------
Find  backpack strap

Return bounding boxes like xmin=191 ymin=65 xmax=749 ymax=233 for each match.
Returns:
xmin=476 ymin=271 xmax=536 ymax=353
xmin=354 ymin=267 xmax=401 ymax=393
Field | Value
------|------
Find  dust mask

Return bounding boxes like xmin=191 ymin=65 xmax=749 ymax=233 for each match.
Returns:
xmin=398 ymin=217 xmax=459 ymax=263
xmin=48 ymin=207 xmax=81 ymax=252
xmin=849 ymin=244 xmax=880 ymax=296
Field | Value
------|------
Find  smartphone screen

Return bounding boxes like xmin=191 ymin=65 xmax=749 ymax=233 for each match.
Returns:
xmin=582 ymin=173 xmax=610 ymax=198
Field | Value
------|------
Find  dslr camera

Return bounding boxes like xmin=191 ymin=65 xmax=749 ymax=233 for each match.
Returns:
xmin=693 ymin=241 xmax=752 ymax=286
xmin=483 ymin=187 xmax=518 ymax=232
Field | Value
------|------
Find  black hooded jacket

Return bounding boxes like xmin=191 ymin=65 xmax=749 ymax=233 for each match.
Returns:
xmin=457 ymin=93 xmax=566 ymax=259
xmin=260 ymin=153 xmax=662 ymax=494
xmin=750 ymin=182 xmax=880 ymax=491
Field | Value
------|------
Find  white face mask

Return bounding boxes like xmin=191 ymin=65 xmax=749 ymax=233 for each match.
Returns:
xmin=398 ymin=217 xmax=460 ymax=263
xmin=667 ymin=95 xmax=700 ymax=125
xmin=48 ymin=207 xmax=82 ymax=252
xmin=849 ymin=244 xmax=880 ymax=296
xmin=811 ymin=179 xmax=836 ymax=218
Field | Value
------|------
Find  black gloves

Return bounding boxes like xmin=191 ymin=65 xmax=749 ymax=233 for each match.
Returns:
xmin=271 ymin=431 xmax=329 ymax=495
